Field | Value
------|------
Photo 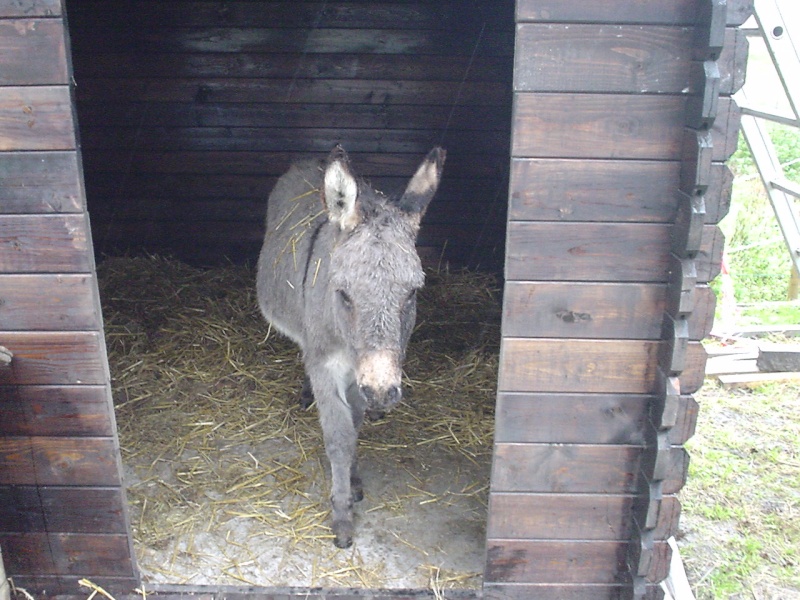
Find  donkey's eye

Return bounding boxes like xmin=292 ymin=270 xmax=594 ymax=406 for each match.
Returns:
xmin=405 ymin=290 xmax=417 ymax=306
xmin=338 ymin=290 xmax=353 ymax=310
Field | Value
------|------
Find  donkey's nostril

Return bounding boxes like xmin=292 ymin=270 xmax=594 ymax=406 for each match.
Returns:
xmin=387 ymin=385 xmax=401 ymax=405
xmin=359 ymin=384 xmax=376 ymax=403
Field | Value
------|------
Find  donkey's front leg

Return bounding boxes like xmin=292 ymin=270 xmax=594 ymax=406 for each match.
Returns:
xmin=314 ymin=375 xmax=359 ymax=548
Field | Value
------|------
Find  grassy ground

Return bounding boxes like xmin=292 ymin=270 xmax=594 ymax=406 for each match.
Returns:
xmin=680 ymin=379 xmax=800 ymax=599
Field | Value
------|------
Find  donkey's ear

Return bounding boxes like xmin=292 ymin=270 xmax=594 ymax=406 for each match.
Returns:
xmin=398 ymin=147 xmax=445 ymax=219
xmin=322 ymin=145 xmax=359 ymax=231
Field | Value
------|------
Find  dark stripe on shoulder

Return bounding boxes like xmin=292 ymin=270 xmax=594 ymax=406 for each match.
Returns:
xmin=302 ymin=217 xmax=328 ymax=293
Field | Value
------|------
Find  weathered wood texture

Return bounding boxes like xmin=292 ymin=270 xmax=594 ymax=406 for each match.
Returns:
xmin=0 ymin=87 xmax=75 ymax=151
xmin=0 ymin=152 xmax=85 ymax=214
xmin=0 ymin=3 xmax=137 ymax=592
xmin=486 ymin=0 xmax=745 ymax=592
xmin=0 ymin=275 xmax=100 ymax=330
xmin=0 ymin=19 xmax=68 ymax=85
xmin=66 ymin=0 xmax=515 ymax=267
xmin=483 ymin=583 xmax=664 ymax=600
xmin=0 ymin=0 xmax=62 ymax=17
xmin=502 ymin=282 xmax=715 ymax=340
xmin=516 ymin=0 xmax=752 ymax=26
xmin=495 ymin=394 xmax=698 ymax=446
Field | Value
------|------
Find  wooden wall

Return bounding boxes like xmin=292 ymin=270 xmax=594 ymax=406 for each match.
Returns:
xmin=0 ymin=0 xmax=138 ymax=594
xmin=1 ymin=0 xmax=750 ymax=597
xmin=65 ymin=0 xmax=515 ymax=268
xmin=484 ymin=1 xmax=749 ymax=598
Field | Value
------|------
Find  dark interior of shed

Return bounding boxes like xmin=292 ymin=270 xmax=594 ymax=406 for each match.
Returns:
xmin=66 ymin=0 xmax=514 ymax=271
xmin=63 ymin=0 xmax=513 ymax=589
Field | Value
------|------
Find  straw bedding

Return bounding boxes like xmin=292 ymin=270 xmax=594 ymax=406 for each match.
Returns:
xmin=99 ymin=255 xmax=501 ymax=590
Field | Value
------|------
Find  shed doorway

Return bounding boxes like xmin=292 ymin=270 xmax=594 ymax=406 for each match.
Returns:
xmin=65 ymin=0 xmax=512 ymax=590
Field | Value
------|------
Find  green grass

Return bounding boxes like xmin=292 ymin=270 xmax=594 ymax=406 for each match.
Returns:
xmin=680 ymin=382 xmax=800 ymax=599
xmin=717 ymin=128 xmax=798 ymax=308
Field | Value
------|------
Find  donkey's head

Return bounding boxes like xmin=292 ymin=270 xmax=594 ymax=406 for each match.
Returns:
xmin=322 ymin=145 xmax=445 ymax=417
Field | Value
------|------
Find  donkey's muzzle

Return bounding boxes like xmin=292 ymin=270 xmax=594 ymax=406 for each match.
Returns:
xmin=359 ymin=384 xmax=401 ymax=419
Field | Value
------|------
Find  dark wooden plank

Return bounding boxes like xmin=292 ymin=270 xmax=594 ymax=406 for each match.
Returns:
xmin=505 ymin=222 xmax=722 ymax=283
xmin=0 ymin=86 xmax=75 ymax=151
xmin=83 ymin=186 xmax=504 ymax=223
xmin=0 ymin=385 xmax=114 ymax=437
xmin=720 ymin=28 xmax=749 ymax=96
xmin=706 ymin=164 xmax=733 ymax=224
xmin=89 ymin=217 xmax=502 ymax=250
xmin=512 ymin=94 xmax=737 ymax=161
xmin=515 ymin=0 xmax=698 ymax=25
xmin=727 ymin=0 xmax=755 ymax=27
xmin=509 ymin=159 xmax=680 ymax=223
xmin=0 ymin=437 xmax=120 ymax=486
xmin=0 ymin=152 xmax=84 ymax=214
xmin=0 ymin=486 xmax=46 ymax=530
xmin=487 ymin=493 xmax=680 ymax=542
xmin=67 ymin=1 xmax=513 ymax=32
xmin=499 ymin=339 xmax=706 ymax=394
xmin=710 ymin=97 xmax=742 ymax=161
xmin=82 ymin=149 xmax=504 ymax=180
xmin=508 ymin=159 xmax=731 ymax=224
xmin=671 ymin=394 xmax=700 ymax=445
xmin=0 ymin=19 xmax=68 ymax=85
xmin=0 ymin=332 xmax=107 ymax=386
xmin=74 ymin=101 xmax=513 ymax=131
xmin=496 ymin=393 xmax=701 ymax=446
xmin=693 ymin=284 xmax=717 ymax=340
xmin=514 ymin=25 xmax=693 ymax=93
xmin=72 ymin=51 xmax=513 ymax=82
xmin=0 ymin=486 xmax=126 ymax=533
xmin=491 ymin=443 xmax=640 ymax=493
xmin=484 ymin=583 xmax=629 ymax=600
xmin=0 ymin=532 xmax=133 ymax=577
xmin=485 ymin=539 xmax=626 ymax=583
xmin=515 ymin=0 xmax=750 ymax=27
xmin=0 ymin=214 xmax=93 ymax=273
xmin=0 ymin=0 xmax=61 ymax=17
xmin=657 ymin=495 xmax=682 ymax=540
xmin=0 ymin=274 xmax=99 ymax=330
xmin=512 ymin=93 xmax=683 ymax=160
xmin=67 ymin=26 xmax=514 ymax=56
xmin=79 ymin=125 xmax=510 ymax=156
xmin=75 ymin=77 xmax=511 ymax=106
xmin=663 ymin=447 xmax=690 ymax=494
xmin=495 ymin=393 xmax=650 ymax=445
xmin=0 ymin=437 xmax=35 ymax=485
xmin=0 ymin=532 xmax=55 ymax=573
xmin=648 ymin=539 xmax=672 ymax=583
xmin=487 ymin=493 xmax=635 ymax=540
xmin=502 ymin=282 xmax=714 ymax=340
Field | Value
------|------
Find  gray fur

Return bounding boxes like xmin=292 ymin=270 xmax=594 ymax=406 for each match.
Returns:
xmin=256 ymin=146 xmax=445 ymax=547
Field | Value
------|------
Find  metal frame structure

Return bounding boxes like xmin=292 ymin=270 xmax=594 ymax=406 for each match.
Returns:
xmin=736 ymin=0 xmax=800 ymax=284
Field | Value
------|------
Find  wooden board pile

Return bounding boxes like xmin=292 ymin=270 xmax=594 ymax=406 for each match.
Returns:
xmin=705 ymin=327 xmax=800 ymax=388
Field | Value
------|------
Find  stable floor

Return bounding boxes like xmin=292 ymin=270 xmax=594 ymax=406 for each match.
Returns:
xmin=101 ymin=257 xmax=500 ymax=591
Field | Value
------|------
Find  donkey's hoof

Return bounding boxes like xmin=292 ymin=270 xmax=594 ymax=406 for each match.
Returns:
xmin=332 ymin=520 xmax=354 ymax=548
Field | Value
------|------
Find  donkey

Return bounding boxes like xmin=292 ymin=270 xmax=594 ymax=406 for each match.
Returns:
xmin=256 ymin=145 xmax=445 ymax=548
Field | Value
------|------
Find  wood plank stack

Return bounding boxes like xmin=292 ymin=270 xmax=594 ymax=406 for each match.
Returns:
xmin=707 ymin=339 xmax=800 ymax=387
xmin=484 ymin=1 xmax=750 ymax=598
xmin=0 ymin=0 xmax=138 ymax=594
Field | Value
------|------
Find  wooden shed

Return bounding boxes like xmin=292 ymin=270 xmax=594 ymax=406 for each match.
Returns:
xmin=0 ymin=0 xmax=750 ymax=598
